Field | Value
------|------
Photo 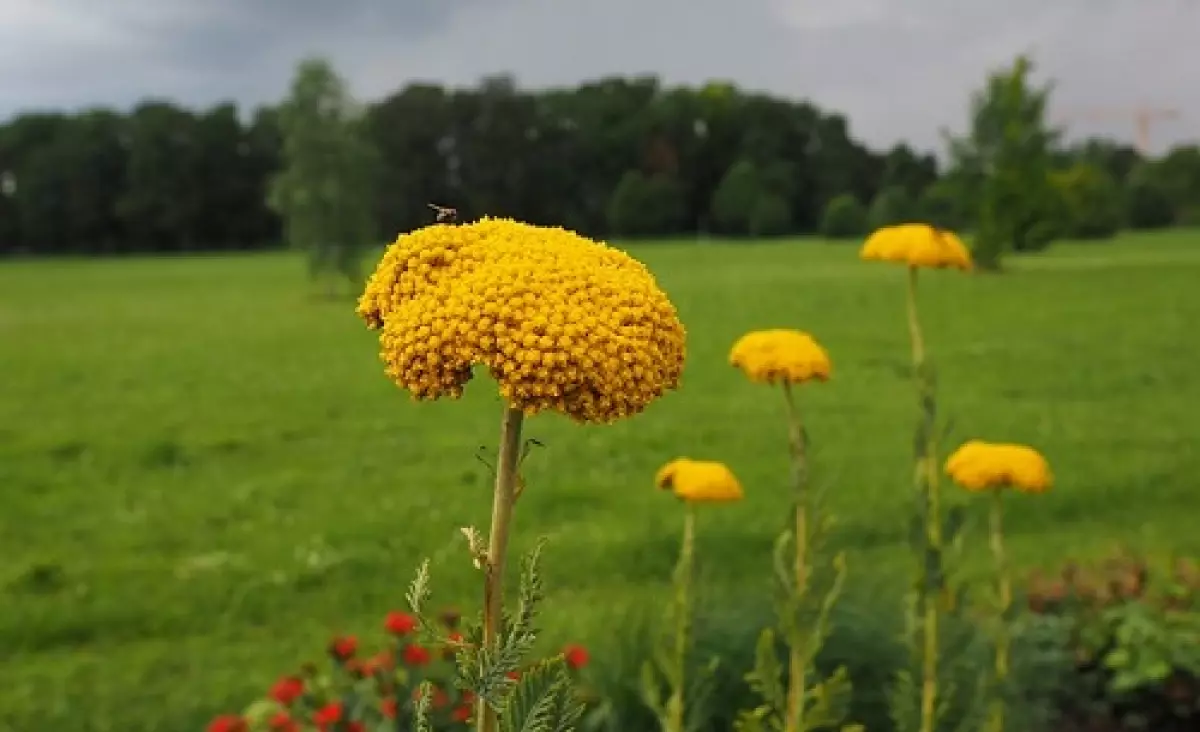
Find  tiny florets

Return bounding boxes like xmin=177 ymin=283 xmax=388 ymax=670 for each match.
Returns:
xmin=860 ymin=223 xmax=973 ymax=270
xmin=729 ymin=329 xmax=832 ymax=385
xmin=944 ymin=440 xmax=1053 ymax=494
xmin=357 ymin=218 xmax=686 ymax=424
xmin=655 ymin=457 xmax=744 ymax=504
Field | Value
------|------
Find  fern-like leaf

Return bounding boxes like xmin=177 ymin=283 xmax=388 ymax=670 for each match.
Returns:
xmin=745 ymin=627 xmax=786 ymax=713
xmin=801 ymin=665 xmax=854 ymax=731
xmin=413 ymin=680 xmax=435 ymax=732
xmin=501 ymin=658 xmax=583 ymax=732
xmin=406 ymin=559 xmax=442 ymax=645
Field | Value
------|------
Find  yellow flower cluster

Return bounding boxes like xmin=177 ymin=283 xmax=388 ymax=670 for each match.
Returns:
xmin=728 ymin=329 xmax=831 ymax=385
xmin=945 ymin=440 xmax=1053 ymax=494
xmin=655 ymin=458 xmax=744 ymax=503
xmin=860 ymin=223 xmax=973 ymax=270
xmin=357 ymin=218 xmax=686 ymax=424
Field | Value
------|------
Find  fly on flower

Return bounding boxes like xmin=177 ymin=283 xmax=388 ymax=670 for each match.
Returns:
xmin=427 ymin=203 xmax=457 ymax=223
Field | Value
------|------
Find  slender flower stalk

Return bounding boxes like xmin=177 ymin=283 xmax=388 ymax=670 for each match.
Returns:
xmin=781 ymin=381 xmax=810 ymax=732
xmin=666 ymin=504 xmax=697 ymax=732
xmin=477 ymin=407 xmax=525 ymax=732
xmin=906 ymin=266 xmax=942 ymax=732
xmin=987 ymin=489 xmax=1011 ymax=732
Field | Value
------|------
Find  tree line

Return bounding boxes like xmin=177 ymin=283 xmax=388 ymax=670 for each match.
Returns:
xmin=1 ymin=56 xmax=1198 ymax=261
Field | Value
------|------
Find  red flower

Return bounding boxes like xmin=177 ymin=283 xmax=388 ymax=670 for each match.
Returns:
xmin=348 ymin=724 xmax=365 ymax=732
xmin=381 ymin=697 xmax=398 ymax=719
xmin=402 ymin=643 xmax=432 ymax=667
xmin=269 ymin=676 xmax=305 ymax=705
xmin=506 ymin=670 xmax=521 ymax=681
xmin=563 ymin=644 xmax=590 ymax=670
xmin=328 ymin=635 xmax=357 ymax=662
xmin=451 ymin=704 xmax=473 ymax=723
xmin=207 ymin=715 xmax=247 ymax=732
xmin=313 ymin=702 xmax=343 ymax=730
xmin=268 ymin=712 xmax=300 ymax=732
xmin=385 ymin=611 xmax=418 ymax=636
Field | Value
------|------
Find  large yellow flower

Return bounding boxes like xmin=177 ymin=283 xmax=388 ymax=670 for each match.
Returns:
xmin=729 ymin=329 xmax=831 ymax=385
xmin=860 ymin=223 xmax=972 ymax=270
xmin=944 ymin=440 xmax=1053 ymax=494
xmin=655 ymin=458 xmax=744 ymax=503
xmin=357 ymin=218 xmax=686 ymax=424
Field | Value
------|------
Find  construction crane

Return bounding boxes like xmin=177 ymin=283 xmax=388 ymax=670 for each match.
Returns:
xmin=1057 ymin=106 xmax=1182 ymax=153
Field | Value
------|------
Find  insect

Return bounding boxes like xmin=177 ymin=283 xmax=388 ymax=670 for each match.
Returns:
xmin=427 ymin=203 xmax=458 ymax=223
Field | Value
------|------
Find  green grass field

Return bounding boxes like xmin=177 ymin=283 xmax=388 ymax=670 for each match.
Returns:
xmin=2 ymin=230 xmax=1199 ymax=731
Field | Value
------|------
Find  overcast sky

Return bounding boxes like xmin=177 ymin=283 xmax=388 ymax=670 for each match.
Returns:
xmin=1 ymin=0 xmax=1197 ymax=154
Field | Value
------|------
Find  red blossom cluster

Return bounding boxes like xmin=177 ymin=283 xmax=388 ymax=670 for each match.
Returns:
xmin=207 ymin=608 xmax=590 ymax=732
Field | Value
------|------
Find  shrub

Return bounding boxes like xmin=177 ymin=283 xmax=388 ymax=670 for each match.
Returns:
xmin=1125 ymin=176 xmax=1176 ymax=230
xmin=1048 ymin=163 xmax=1124 ymax=240
xmin=1020 ymin=552 xmax=1200 ymax=731
xmin=819 ymin=195 xmax=869 ymax=239
xmin=916 ymin=180 xmax=968 ymax=231
xmin=867 ymin=186 xmax=918 ymax=231
xmin=710 ymin=159 xmax=766 ymax=236
xmin=749 ymin=194 xmax=793 ymax=238
xmin=607 ymin=170 xmax=689 ymax=238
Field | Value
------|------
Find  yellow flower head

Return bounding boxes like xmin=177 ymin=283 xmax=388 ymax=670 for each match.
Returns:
xmin=944 ymin=440 xmax=1053 ymax=494
xmin=357 ymin=218 xmax=686 ymax=424
xmin=728 ymin=329 xmax=831 ymax=385
xmin=859 ymin=223 xmax=973 ymax=270
xmin=655 ymin=458 xmax=744 ymax=504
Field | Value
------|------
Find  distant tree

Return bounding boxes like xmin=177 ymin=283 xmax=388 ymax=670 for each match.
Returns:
xmin=1124 ymin=169 xmax=1176 ymax=230
xmin=946 ymin=55 xmax=1059 ymax=270
xmin=819 ymin=194 xmax=869 ymax=239
xmin=606 ymin=170 xmax=688 ymax=237
xmin=867 ymin=185 xmax=918 ymax=230
xmin=749 ymin=194 xmax=792 ymax=237
xmin=268 ymin=57 xmax=378 ymax=293
xmin=117 ymin=102 xmax=205 ymax=252
xmin=1048 ymin=162 xmax=1123 ymax=240
xmin=916 ymin=179 xmax=968 ymax=231
xmin=709 ymin=159 xmax=761 ymax=235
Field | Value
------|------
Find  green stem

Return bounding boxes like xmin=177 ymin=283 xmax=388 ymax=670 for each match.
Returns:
xmin=666 ymin=505 xmax=696 ymax=732
xmin=477 ymin=407 xmax=525 ymax=732
xmin=781 ymin=382 xmax=810 ymax=732
xmin=988 ymin=489 xmax=1011 ymax=732
xmin=907 ymin=266 xmax=941 ymax=732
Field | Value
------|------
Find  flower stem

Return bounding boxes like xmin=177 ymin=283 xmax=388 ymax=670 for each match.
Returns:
xmin=477 ymin=406 xmax=524 ymax=732
xmin=667 ymin=504 xmax=696 ymax=732
xmin=907 ymin=266 xmax=940 ymax=732
xmin=988 ymin=489 xmax=1011 ymax=732
xmin=781 ymin=381 xmax=809 ymax=732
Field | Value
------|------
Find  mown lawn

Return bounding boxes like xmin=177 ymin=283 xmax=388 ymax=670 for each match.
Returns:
xmin=2 ymin=230 xmax=1199 ymax=731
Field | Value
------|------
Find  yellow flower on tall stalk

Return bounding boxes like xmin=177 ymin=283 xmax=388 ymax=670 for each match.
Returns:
xmin=860 ymin=224 xmax=972 ymax=732
xmin=729 ymin=330 xmax=855 ymax=732
xmin=359 ymin=217 xmax=686 ymax=732
xmin=647 ymin=458 xmax=744 ymax=732
xmin=946 ymin=440 xmax=1052 ymax=732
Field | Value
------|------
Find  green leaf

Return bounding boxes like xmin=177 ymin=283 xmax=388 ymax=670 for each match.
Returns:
xmin=744 ymin=628 xmax=785 ymax=719
xmin=802 ymin=665 xmax=854 ymax=731
xmin=639 ymin=659 xmax=665 ymax=718
xmin=500 ymin=658 xmax=584 ymax=732
xmin=413 ymin=680 xmax=435 ymax=732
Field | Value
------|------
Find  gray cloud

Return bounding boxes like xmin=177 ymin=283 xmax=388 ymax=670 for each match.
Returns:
xmin=1 ymin=0 xmax=1197 ymax=154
